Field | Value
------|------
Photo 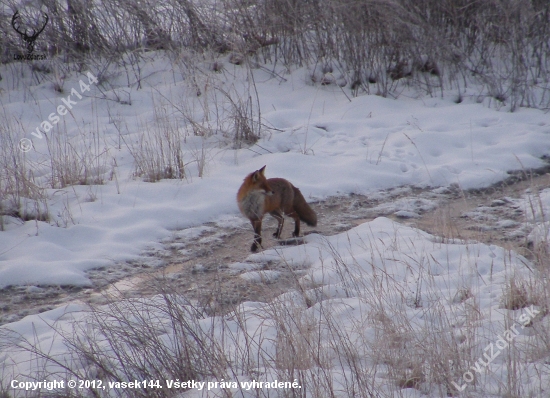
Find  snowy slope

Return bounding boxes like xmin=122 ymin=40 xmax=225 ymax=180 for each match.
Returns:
xmin=1 ymin=218 xmax=545 ymax=397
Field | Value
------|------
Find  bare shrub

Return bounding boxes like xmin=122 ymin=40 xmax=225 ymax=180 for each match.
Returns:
xmin=63 ymin=297 xmax=223 ymax=397
xmin=502 ymin=277 xmax=531 ymax=310
xmin=0 ymin=116 xmax=49 ymax=225
xmin=223 ymin=0 xmax=550 ymax=106
xmin=125 ymin=102 xmax=187 ymax=182
xmin=221 ymin=88 xmax=261 ymax=148
xmin=45 ymin=125 xmax=108 ymax=188
xmin=3 ymin=0 xmax=549 ymax=109
xmin=169 ymin=61 xmax=263 ymax=148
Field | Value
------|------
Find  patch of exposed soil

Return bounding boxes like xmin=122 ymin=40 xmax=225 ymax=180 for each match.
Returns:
xmin=1 ymin=166 xmax=549 ymax=325
xmin=409 ymin=169 xmax=550 ymax=256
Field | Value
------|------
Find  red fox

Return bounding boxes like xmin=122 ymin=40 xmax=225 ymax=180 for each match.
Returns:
xmin=237 ymin=165 xmax=317 ymax=252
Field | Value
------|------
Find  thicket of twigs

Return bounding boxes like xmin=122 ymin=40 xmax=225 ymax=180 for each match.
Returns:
xmin=1 ymin=0 xmax=549 ymax=110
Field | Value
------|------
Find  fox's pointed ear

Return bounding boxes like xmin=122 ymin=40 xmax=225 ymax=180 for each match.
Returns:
xmin=259 ymin=165 xmax=266 ymax=175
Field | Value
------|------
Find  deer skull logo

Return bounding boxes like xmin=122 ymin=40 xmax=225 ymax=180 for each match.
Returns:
xmin=11 ymin=10 xmax=48 ymax=54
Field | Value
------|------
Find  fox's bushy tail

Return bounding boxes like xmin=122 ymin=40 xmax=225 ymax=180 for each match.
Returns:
xmin=292 ymin=187 xmax=317 ymax=226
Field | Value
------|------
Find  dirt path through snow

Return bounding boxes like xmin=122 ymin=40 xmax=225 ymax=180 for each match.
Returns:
xmin=1 ymin=166 xmax=548 ymax=324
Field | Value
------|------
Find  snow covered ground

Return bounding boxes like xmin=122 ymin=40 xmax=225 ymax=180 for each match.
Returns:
xmin=2 ymin=218 xmax=547 ymax=396
xmin=1 ymin=54 xmax=550 ymax=396
xmin=1 ymin=55 xmax=549 ymax=289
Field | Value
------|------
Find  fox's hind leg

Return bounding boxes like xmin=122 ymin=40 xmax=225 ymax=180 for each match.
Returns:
xmin=251 ymin=219 xmax=263 ymax=252
xmin=290 ymin=213 xmax=301 ymax=237
xmin=270 ymin=210 xmax=284 ymax=239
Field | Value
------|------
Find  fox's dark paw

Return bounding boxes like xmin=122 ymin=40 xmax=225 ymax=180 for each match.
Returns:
xmin=251 ymin=241 xmax=260 ymax=252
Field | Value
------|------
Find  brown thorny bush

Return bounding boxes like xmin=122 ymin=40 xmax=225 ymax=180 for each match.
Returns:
xmin=1 ymin=0 xmax=549 ymax=109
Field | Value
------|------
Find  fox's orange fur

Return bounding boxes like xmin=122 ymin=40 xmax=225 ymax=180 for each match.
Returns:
xmin=237 ymin=165 xmax=317 ymax=252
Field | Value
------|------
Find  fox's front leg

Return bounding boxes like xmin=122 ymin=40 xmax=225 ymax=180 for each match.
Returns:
xmin=251 ymin=219 xmax=263 ymax=252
